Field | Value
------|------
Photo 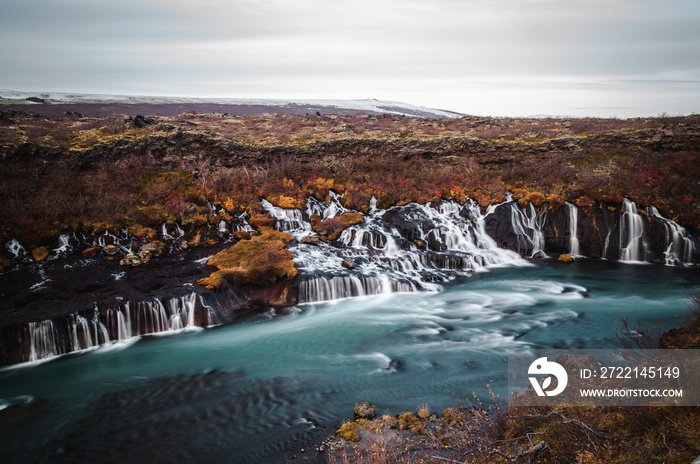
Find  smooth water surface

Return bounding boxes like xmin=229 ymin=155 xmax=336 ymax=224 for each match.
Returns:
xmin=0 ymin=259 xmax=697 ymax=463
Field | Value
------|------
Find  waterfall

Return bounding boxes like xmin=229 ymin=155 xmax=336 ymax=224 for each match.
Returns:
xmin=619 ymin=199 xmax=648 ymax=262
xmin=565 ymin=202 xmax=580 ymax=256
xmin=19 ymin=293 xmax=214 ymax=365
xmin=261 ymin=199 xmax=309 ymax=233
xmin=55 ymin=233 xmax=73 ymax=254
xmin=298 ymin=275 xmax=415 ymax=303
xmin=28 ymin=320 xmax=59 ymax=361
xmin=161 ymin=223 xmax=173 ymax=239
xmin=505 ymin=202 xmax=547 ymax=257
xmin=218 ymin=220 xmax=228 ymax=234
xmin=273 ymin=196 xmax=525 ymax=304
xmin=646 ymin=206 xmax=697 ymax=265
xmin=231 ymin=212 xmax=255 ymax=233
xmin=5 ymin=238 xmax=27 ymax=260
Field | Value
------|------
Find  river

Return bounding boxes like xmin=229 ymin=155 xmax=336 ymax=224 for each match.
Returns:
xmin=0 ymin=258 xmax=696 ymax=463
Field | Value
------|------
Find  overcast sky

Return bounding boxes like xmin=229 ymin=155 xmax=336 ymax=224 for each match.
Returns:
xmin=1 ymin=0 xmax=699 ymax=117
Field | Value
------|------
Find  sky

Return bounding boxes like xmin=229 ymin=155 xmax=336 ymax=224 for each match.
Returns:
xmin=1 ymin=0 xmax=699 ymax=117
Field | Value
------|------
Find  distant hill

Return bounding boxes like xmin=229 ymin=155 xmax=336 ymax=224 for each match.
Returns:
xmin=0 ymin=90 xmax=466 ymax=119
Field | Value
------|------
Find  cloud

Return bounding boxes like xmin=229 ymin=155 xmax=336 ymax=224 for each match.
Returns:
xmin=1 ymin=0 xmax=699 ymax=116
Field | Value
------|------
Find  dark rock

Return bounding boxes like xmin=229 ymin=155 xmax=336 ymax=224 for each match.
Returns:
xmin=301 ymin=235 xmax=320 ymax=246
xmin=125 ymin=114 xmax=155 ymax=128
xmin=341 ymin=257 xmax=355 ymax=269
xmin=484 ymin=202 xmax=534 ymax=256
xmin=81 ymin=246 xmax=100 ymax=258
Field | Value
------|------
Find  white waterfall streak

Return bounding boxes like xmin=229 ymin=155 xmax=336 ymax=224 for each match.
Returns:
xmin=21 ymin=293 xmax=212 ymax=365
xmin=619 ymin=199 xmax=648 ymax=262
xmin=565 ymin=202 xmax=580 ymax=256
xmin=646 ymin=206 xmax=697 ymax=265
xmin=28 ymin=320 xmax=58 ymax=361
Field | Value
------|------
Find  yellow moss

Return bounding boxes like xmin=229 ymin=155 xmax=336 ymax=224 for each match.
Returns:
xmin=398 ymin=412 xmax=417 ymax=431
xmin=336 ymin=420 xmax=366 ymax=442
xmin=197 ymin=229 xmax=297 ymax=288
xmin=558 ymin=253 xmax=575 ymax=263
xmin=341 ymin=212 xmax=364 ymax=225
xmin=269 ymin=194 xmax=299 ymax=209
xmin=131 ymin=226 xmax=158 ymax=239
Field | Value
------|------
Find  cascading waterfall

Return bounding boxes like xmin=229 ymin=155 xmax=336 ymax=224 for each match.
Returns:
xmin=264 ymin=195 xmax=526 ymax=304
xmin=646 ymin=206 xmax=697 ymax=265
xmin=262 ymin=199 xmax=309 ymax=232
xmin=5 ymin=238 xmax=27 ymax=260
xmin=28 ymin=320 xmax=59 ymax=361
xmin=161 ymin=223 xmax=173 ymax=239
xmin=565 ymin=202 xmax=580 ymax=256
xmin=55 ymin=233 xmax=74 ymax=254
xmin=20 ymin=293 xmax=211 ymax=365
xmin=298 ymin=274 xmax=416 ymax=303
xmin=619 ymin=199 xmax=648 ymax=262
xmin=505 ymin=202 xmax=547 ymax=257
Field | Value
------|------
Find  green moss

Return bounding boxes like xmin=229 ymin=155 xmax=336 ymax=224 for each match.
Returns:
xmin=336 ymin=420 xmax=367 ymax=442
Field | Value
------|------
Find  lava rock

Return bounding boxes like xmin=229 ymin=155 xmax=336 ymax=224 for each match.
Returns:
xmin=119 ymin=253 xmax=143 ymax=267
xmin=103 ymin=245 xmax=119 ymax=256
xmin=354 ymin=402 xmax=377 ymax=419
xmin=341 ymin=257 xmax=355 ymax=269
xmin=31 ymin=246 xmax=50 ymax=262
xmin=125 ymin=114 xmax=154 ymax=128
xmin=301 ymin=235 xmax=320 ymax=246
xmin=81 ymin=246 xmax=100 ymax=258
xmin=141 ymin=241 xmax=165 ymax=257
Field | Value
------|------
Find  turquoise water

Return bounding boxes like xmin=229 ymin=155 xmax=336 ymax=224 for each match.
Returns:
xmin=0 ymin=259 xmax=697 ymax=463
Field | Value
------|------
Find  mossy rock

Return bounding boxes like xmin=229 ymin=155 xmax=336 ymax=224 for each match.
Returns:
xmin=141 ymin=241 xmax=165 ymax=256
xmin=131 ymin=226 xmax=158 ymax=240
xmin=354 ymin=402 xmax=377 ymax=419
xmin=232 ymin=231 xmax=252 ymax=241
xmin=31 ymin=246 xmax=50 ymax=262
xmin=248 ymin=213 xmax=276 ymax=229
xmin=558 ymin=253 xmax=575 ymax=263
xmin=336 ymin=421 xmax=365 ymax=442
xmin=0 ymin=256 xmax=11 ymax=272
xmin=197 ymin=229 xmax=297 ymax=289
xmin=341 ymin=212 xmax=364 ymax=225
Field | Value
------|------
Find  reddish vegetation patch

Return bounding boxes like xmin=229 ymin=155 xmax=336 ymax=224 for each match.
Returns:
xmin=1 ymin=111 xmax=699 ymax=250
